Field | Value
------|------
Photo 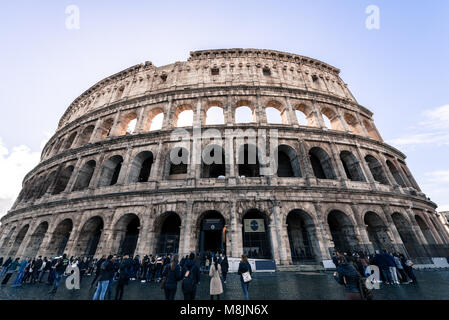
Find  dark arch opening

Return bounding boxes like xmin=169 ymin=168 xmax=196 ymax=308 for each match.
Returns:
xmin=47 ymin=219 xmax=73 ymax=257
xmin=77 ymin=125 xmax=95 ymax=146
xmin=128 ymin=151 xmax=154 ymax=183
xmin=156 ymin=212 xmax=181 ymax=255
xmin=340 ymin=151 xmax=365 ymax=182
xmin=98 ymin=155 xmax=123 ymax=187
xmin=74 ymin=216 xmax=104 ymax=258
xmin=276 ymin=145 xmax=302 ymax=177
xmin=238 ymin=144 xmax=260 ymax=177
xmin=52 ymin=166 xmax=74 ymax=195
xmin=391 ymin=213 xmax=420 ymax=258
xmin=287 ymin=210 xmax=315 ymax=263
xmin=166 ymin=147 xmax=189 ymax=179
xmin=364 ymin=212 xmax=393 ymax=252
xmin=309 ymin=147 xmax=336 ymax=180
xmin=23 ymin=222 xmax=48 ymax=258
xmin=365 ymin=155 xmax=389 ymax=184
xmin=116 ymin=214 xmax=140 ymax=256
xmin=37 ymin=171 xmax=57 ymax=198
xmin=198 ymin=211 xmax=226 ymax=254
xmin=9 ymin=225 xmax=29 ymax=257
xmin=201 ymin=145 xmax=226 ymax=178
xmin=415 ymin=215 xmax=436 ymax=245
xmin=386 ymin=160 xmax=406 ymax=187
xmin=73 ymin=160 xmax=96 ymax=191
xmin=327 ymin=210 xmax=358 ymax=253
xmin=64 ymin=132 xmax=77 ymax=150
xmin=242 ymin=209 xmax=272 ymax=259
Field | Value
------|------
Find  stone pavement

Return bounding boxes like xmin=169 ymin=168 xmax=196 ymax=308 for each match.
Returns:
xmin=0 ymin=270 xmax=448 ymax=300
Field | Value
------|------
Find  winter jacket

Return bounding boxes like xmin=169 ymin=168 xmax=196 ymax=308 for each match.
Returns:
xmin=162 ymin=263 xmax=182 ymax=290
xmin=182 ymin=259 xmax=200 ymax=285
xmin=98 ymin=260 xmax=115 ymax=281
xmin=209 ymin=263 xmax=223 ymax=295
xmin=221 ymin=257 xmax=229 ymax=273
xmin=237 ymin=262 xmax=252 ymax=282
xmin=7 ymin=260 xmax=20 ymax=273
xmin=382 ymin=253 xmax=396 ymax=268
xmin=333 ymin=262 xmax=361 ymax=293
xmin=372 ymin=254 xmax=389 ymax=270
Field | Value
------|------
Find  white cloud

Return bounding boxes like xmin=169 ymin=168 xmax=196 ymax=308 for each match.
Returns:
xmin=420 ymin=105 xmax=449 ymax=130
xmin=0 ymin=137 xmax=44 ymax=219
xmin=420 ymin=170 xmax=449 ymax=213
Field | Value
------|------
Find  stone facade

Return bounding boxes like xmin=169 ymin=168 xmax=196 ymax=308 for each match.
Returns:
xmin=0 ymin=48 xmax=448 ymax=265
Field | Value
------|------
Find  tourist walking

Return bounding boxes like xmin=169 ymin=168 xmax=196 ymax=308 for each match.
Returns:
xmin=161 ymin=254 xmax=182 ymax=300
xmin=333 ymin=256 xmax=362 ymax=300
xmin=11 ymin=258 xmax=28 ymax=287
xmin=238 ymin=255 xmax=252 ymax=300
xmin=209 ymin=257 xmax=223 ymax=300
xmin=181 ymin=253 xmax=201 ymax=300
xmin=115 ymin=254 xmax=131 ymax=300
xmin=221 ymin=254 xmax=229 ymax=284
xmin=93 ymin=255 xmax=114 ymax=300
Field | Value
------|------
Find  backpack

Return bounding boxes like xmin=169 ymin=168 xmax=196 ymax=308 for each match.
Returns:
xmin=182 ymin=268 xmax=196 ymax=293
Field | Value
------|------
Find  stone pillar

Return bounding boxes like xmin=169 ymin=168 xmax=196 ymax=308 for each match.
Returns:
xmin=37 ymin=228 xmax=57 ymax=258
xmin=89 ymin=118 xmax=102 ymax=143
xmin=297 ymin=140 xmax=312 ymax=186
xmin=109 ymin=109 xmax=122 ymax=137
xmin=311 ymin=102 xmax=326 ymax=129
xmin=134 ymin=106 xmax=146 ymax=133
xmin=311 ymin=202 xmax=332 ymax=260
xmin=225 ymin=94 xmax=234 ymax=125
xmin=134 ymin=209 xmax=152 ymax=257
xmin=270 ymin=201 xmax=289 ymax=265
xmin=328 ymin=142 xmax=347 ymax=188
xmin=354 ymin=144 xmax=377 ymax=190
xmin=380 ymin=205 xmax=406 ymax=253
xmin=151 ymin=141 xmax=164 ymax=180
xmin=354 ymin=113 xmax=370 ymax=138
xmin=162 ymin=98 xmax=173 ymax=129
xmin=285 ymin=96 xmax=299 ymax=127
xmin=335 ymin=109 xmax=351 ymax=133
xmin=255 ymin=93 xmax=266 ymax=125
xmin=179 ymin=201 xmax=194 ymax=257
xmin=230 ymin=201 xmax=243 ymax=258
xmin=15 ymin=219 xmax=38 ymax=258
xmin=118 ymin=148 xmax=133 ymax=185
xmin=268 ymin=223 xmax=280 ymax=264
xmin=89 ymin=153 xmax=107 ymax=189
xmin=64 ymin=157 xmax=83 ymax=193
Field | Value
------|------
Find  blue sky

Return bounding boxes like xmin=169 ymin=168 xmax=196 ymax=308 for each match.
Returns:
xmin=0 ymin=0 xmax=448 ymax=217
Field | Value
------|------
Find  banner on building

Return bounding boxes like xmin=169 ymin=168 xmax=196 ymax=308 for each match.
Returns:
xmin=244 ymin=219 xmax=265 ymax=233
xmin=203 ymin=219 xmax=223 ymax=231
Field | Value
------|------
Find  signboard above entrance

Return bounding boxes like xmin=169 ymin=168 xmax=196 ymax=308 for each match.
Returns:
xmin=244 ymin=219 xmax=265 ymax=233
xmin=203 ymin=219 xmax=223 ymax=231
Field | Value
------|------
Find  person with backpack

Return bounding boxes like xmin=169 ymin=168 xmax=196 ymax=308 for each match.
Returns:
xmin=220 ymin=254 xmax=229 ymax=284
xmin=333 ymin=255 xmax=363 ymax=300
xmin=238 ymin=255 xmax=252 ymax=300
xmin=93 ymin=255 xmax=114 ymax=300
xmin=181 ymin=253 xmax=201 ymax=300
xmin=115 ymin=254 xmax=132 ymax=300
xmin=209 ymin=256 xmax=223 ymax=300
xmin=161 ymin=254 xmax=182 ymax=300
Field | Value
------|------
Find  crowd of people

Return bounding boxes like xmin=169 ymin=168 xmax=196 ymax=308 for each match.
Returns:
xmin=0 ymin=251 xmax=254 ymax=301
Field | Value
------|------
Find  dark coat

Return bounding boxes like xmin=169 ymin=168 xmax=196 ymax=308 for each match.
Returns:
xmin=334 ymin=262 xmax=361 ymax=293
xmin=237 ymin=261 xmax=252 ymax=282
xmin=372 ymin=254 xmax=389 ymax=270
xmin=182 ymin=259 xmax=200 ymax=285
xmin=162 ymin=263 xmax=182 ymax=289
xmin=118 ymin=258 xmax=132 ymax=285
xmin=220 ymin=257 xmax=229 ymax=273
xmin=98 ymin=260 xmax=115 ymax=281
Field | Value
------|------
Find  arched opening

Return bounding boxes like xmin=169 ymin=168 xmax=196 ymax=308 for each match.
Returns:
xmin=276 ymin=145 xmax=302 ymax=177
xmin=52 ymin=139 xmax=65 ymax=156
xmin=52 ymin=165 xmax=74 ymax=195
xmin=156 ymin=212 xmax=181 ymax=255
xmin=205 ymin=106 xmax=225 ymax=125
xmin=295 ymin=110 xmax=308 ymax=126
xmin=265 ymin=107 xmax=283 ymax=124
xmin=23 ymin=222 xmax=48 ymax=258
xmin=98 ymin=155 xmax=123 ymax=187
xmin=287 ymin=210 xmax=316 ymax=263
xmin=235 ymin=106 xmax=254 ymax=123
xmin=175 ymin=107 xmax=193 ymax=127
xmin=365 ymin=155 xmax=389 ymax=184
xmin=0 ymin=227 xmax=16 ymax=255
xmin=392 ymin=212 xmax=421 ymax=258
xmin=386 ymin=160 xmax=406 ymax=187
xmin=29 ymin=176 xmax=45 ymax=200
xmin=340 ymin=151 xmax=365 ymax=182
xmin=201 ymin=145 xmax=225 ymax=178
xmin=238 ymin=144 xmax=260 ymax=177
xmin=242 ymin=209 xmax=272 ymax=259
xmin=197 ymin=211 xmax=226 ymax=254
xmin=309 ymin=147 xmax=336 ymax=180
xmin=344 ymin=113 xmax=362 ymax=135
xmin=73 ymin=160 xmax=96 ymax=191
xmin=166 ymin=147 xmax=189 ymax=179
xmin=47 ymin=219 xmax=73 ymax=257
xmin=115 ymin=214 xmax=140 ymax=256
xmin=37 ymin=171 xmax=57 ymax=198
xmin=364 ymin=212 xmax=393 ymax=252
xmin=128 ymin=151 xmax=154 ymax=183
xmin=295 ymin=104 xmax=315 ymax=127
xmin=97 ymin=118 xmax=114 ymax=140
xmin=363 ymin=119 xmax=380 ymax=140
xmin=9 ymin=225 xmax=29 ymax=257
xmin=77 ymin=125 xmax=95 ymax=146
xmin=64 ymin=132 xmax=77 ymax=150
xmin=327 ymin=210 xmax=358 ymax=253
xmin=117 ymin=113 xmax=138 ymax=136
xmin=415 ymin=215 xmax=436 ymax=245
xmin=146 ymin=108 xmax=164 ymax=131
xmin=73 ymin=216 xmax=104 ymax=257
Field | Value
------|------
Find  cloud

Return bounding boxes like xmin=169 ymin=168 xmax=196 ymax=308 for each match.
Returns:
xmin=0 ymin=137 xmax=44 ymax=219
xmin=420 ymin=105 xmax=449 ymax=130
xmin=420 ymin=170 xmax=449 ymax=213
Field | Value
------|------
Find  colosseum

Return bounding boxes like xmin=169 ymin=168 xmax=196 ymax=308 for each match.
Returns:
xmin=1 ymin=48 xmax=448 ymax=267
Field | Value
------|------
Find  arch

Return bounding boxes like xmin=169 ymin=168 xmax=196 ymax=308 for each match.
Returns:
xmin=321 ymin=107 xmax=338 ymax=130
xmin=242 ymin=209 xmax=272 ymax=259
xmin=201 ymin=145 xmax=225 ymax=178
xmin=47 ymin=219 xmax=73 ymax=257
xmin=156 ymin=212 xmax=181 ymax=255
xmin=238 ymin=144 xmax=260 ymax=177
xmin=97 ymin=118 xmax=114 ymax=140
xmin=128 ymin=151 xmax=154 ymax=183
xmin=386 ymin=160 xmax=406 ymax=187
xmin=77 ymin=125 xmax=95 ymax=146
xmin=365 ymin=155 xmax=389 ymax=184
xmin=0 ymin=226 xmax=16 ymax=256
xmin=9 ymin=224 xmax=29 ymax=257
xmin=73 ymin=216 xmax=104 ymax=257
xmin=64 ymin=132 xmax=77 ymax=150
xmin=276 ymin=145 xmax=302 ymax=177
xmin=364 ymin=212 xmax=393 ymax=252
xmin=294 ymin=104 xmax=314 ymax=126
xmin=287 ymin=209 xmax=318 ymax=263
xmin=145 ymin=108 xmax=164 ymax=131
xmin=391 ymin=212 xmax=420 ymax=257
xmin=37 ymin=171 xmax=57 ymax=198
xmin=117 ymin=112 xmax=138 ymax=136
xmin=52 ymin=165 xmax=74 ymax=195
xmin=415 ymin=215 xmax=436 ymax=245
xmin=363 ymin=119 xmax=380 ymax=140
xmin=52 ymin=138 xmax=65 ymax=155
xmin=340 ymin=151 xmax=365 ymax=182
xmin=344 ymin=113 xmax=362 ymax=135
xmin=73 ymin=160 xmax=96 ymax=191
xmin=165 ymin=147 xmax=189 ymax=179
xmin=22 ymin=222 xmax=48 ymax=258
xmin=309 ymin=147 xmax=336 ymax=180
xmin=98 ymin=155 xmax=124 ymax=187
xmin=113 ymin=213 xmax=141 ymax=256
xmin=174 ymin=105 xmax=194 ymax=127
xmin=235 ymin=101 xmax=255 ymax=123
xmin=265 ymin=100 xmax=287 ymax=124
xmin=327 ymin=210 xmax=359 ymax=253
xmin=205 ymin=106 xmax=225 ymax=125
xmin=197 ymin=210 xmax=226 ymax=254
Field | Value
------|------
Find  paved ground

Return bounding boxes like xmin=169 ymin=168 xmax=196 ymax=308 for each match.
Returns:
xmin=0 ymin=270 xmax=448 ymax=300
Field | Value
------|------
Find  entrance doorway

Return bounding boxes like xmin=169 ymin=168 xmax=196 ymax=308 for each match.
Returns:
xmin=198 ymin=211 xmax=225 ymax=255
xmin=156 ymin=212 xmax=181 ymax=255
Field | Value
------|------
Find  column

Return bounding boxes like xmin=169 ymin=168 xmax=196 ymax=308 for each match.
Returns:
xmin=89 ymin=118 xmax=102 ymax=144
xmin=285 ymin=96 xmax=299 ymax=127
xmin=311 ymin=202 xmax=332 ymax=260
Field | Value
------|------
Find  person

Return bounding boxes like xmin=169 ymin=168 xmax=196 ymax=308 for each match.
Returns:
xmin=0 ymin=257 xmax=12 ymax=278
xmin=2 ymin=258 xmax=20 ymax=285
xmin=372 ymin=250 xmax=392 ymax=284
xmin=78 ymin=257 xmax=88 ymax=282
xmin=238 ymin=255 xmax=252 ymax=300
xmin=383 ymin=251 xmax=399 ymax=284
xmin=162 ymin=254 xmax=182 ymax=300
xmin=209 ymin=256 xmax=223 ymax=300
xmin=49 ymin=254 xmax=69 ymax=294
xmin=181 ymin=252 xmax=201 ymax=300
xmin=393 ymin=253 xmax=409 ymax=283
xmin=401 ymin=254 xmax=417 ymax=283
xmin=221 ymin=254 xmax=229 ymax=284
xmin=12 ymin=258 xmax=28 ymax=287
xmin=147 ymin=255 xmax=156 ymax=282
xmin=90 ymin=255 xmax=106 ymax=287
xmin=32 ymin=256 xmax=43 ymax=284
xmin=141 ymin=255 xmax=149 ymax=282
xmin=93 ymin=255 xmax=114 ymax=300
xmin=115 ymin=254 xmax=131 ymax=300
xmin=333 ymin=256 xmax=362 ymax=300
xmin=155 ymin=257 xmax=163 ymax=282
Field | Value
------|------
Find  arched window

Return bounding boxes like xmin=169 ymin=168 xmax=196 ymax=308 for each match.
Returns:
xmin=363 ymin=119 xmax=381 ymax=140
xmin=365 ymin=155 xmax=389 ymax=184
xmin=175 ymin=106 xmax=193 ymax=127
xmin=276 ymin=145 xmax=302 ymax=177
xmin=287 ymin=210 xmax=317 ymax=263
xmin=386 ymin=160 xmax=406 ymax=187
xmin=37 ymin=171 xmax=57 ymax=198
xmin=114 ymin=214 xmax=140 ymax=256
xmin=8 ymin=225 xmax=29 ymax=257
xmin=235 ymin=106 xmax=254 ymax=123
xmin=328 ymin=210 xmax=358 ymax=253
xmin=52 ymin=165 xmax=74 ymax=195
xmin=205 ymin=106 xmax=225 ymax=125
xmin=344 ymin=113 xmax=362 ymax=135
xmin=415 ymin=215 xmax=436 ymax=245
xmin=340 ymin=151 xmax=365 ymax=182
xmin=128 ymin=151 xmax=154 ymax=183
xmin=309 ymin=147 xmax=336 ymax=180
xmin=97 ymin=118 xmax=114 ymax=140
xmin=47 ymin=219 xmax=72 ymax=257
xmin=238 ymin=144 xmax=260 ymax=177
xmin=73 ymin=160 xmax=96 ymax=191
xmin=64 ymin=132 xmax=77 ymax=150
xmin=166 ymin=147 xmax=189 ymax=179
xmin=197 ymin=211 xmax=226 ymax=254
xmin=117 ymin=113 xmax=138 ymax=136
xmin=295 ymin=104 xmax=314 ymax=126
xmin=364 ymin=212 xmax=393 ymax=252
xmin=242 ymin=209 xmax=272 ymax=259
xmin=77 ymin=125 xmax=95 ymax=146
xmin=156 ymin=212 xmax=181 ymax=254
xmin=201 ymin=145 xmax=225 ymax=178
xmin=73 ymin=216 xmax=103 ymax=257
xmin=98 ymin=155 xmax=123 ymax=187
xmin=22 ymin=222 xmax=48 ymax=258
xmin=295 ymin=110 xmax=308 ymax=126
xmin=146 ymin=108 xmax=164 ymax=131
xmin=392 ymin=212 xmax=420 ymax=258
xmin=321 ymin=107 xmax=340 ymax=130
xmin=266 ymin=101 xmax=287 ymax=124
